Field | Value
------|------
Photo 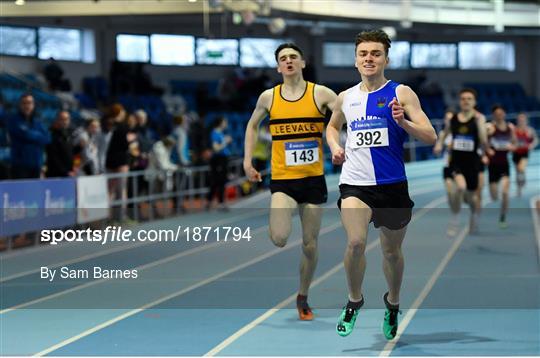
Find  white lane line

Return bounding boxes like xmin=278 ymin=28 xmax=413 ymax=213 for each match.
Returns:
xmin=530 ymin=195 xmax=540 ymax=265
xmin=34 ymin=220 xmax=344 ymax=357
xmin=204 ymin=239 xmax=379 ymax=357
xmin=1 ymin=223 xmax=268 ymax=314
xmin=204 ymin=195 xmax=447 ymax=356
xmin=0 ymin=209 xmax=267 ymax=283
xmin=378 ymin=224 xmax=469 ymax=357
xmin=376 ymin=186 xmax=540 ymax=357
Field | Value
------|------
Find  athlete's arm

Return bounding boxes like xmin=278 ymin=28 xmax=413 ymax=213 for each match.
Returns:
xmin=433 ymin=115 xmax=451 ymax=155
xmin=326 ymin=92 xmax=346 ymax=165
xmin=508 ymin=123 xmax=517 ymax=152
xmin=314 ymin=85 xmax=338 ymax=113
xmin=243 ymin=89 xmax=272 ymax=182
xmin=476 ymin=114 xmax=494 ymax=156
xmin=391 ymin=85 xmax=437 ymax=145
xmin=529 ymin=126 xmax=539 ymax=150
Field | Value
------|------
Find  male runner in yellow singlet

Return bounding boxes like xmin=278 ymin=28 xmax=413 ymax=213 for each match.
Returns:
xmin=244 ymin=43 xmax=337 ymax=320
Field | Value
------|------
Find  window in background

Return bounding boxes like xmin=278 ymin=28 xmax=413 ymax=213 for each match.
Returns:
xmin=323 ymin=42 xmax=355 ymax=67
xmin=411 ymin=43 xmax=457 ymax=68
xmin=81 ymin=29 xmax=96 ymax=64
xmin=150 ymin=34 xmax=195 ymax=66
xmin=240 ymin=38 xmax=286 ymax=68
xmin=116 ymin=34 xmax=149 ymax=62
xmin=196 ymin=38 xmax=238 ymax=65
xmin=0 ymin=25 xmax=36 ymax=57
xmin=387 ymin=41 xmax=410 ymax=69
xmin=38 ymin=27 xmax=81 ymax=61
xmin=458 ymin=42 xmax=515 ymax=71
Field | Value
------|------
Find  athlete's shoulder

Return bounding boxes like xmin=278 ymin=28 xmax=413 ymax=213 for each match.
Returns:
xmin=474 ymin=110 xmax=487 ymax=122
xmin=394 ymin=83 xmax=413 ymax=96
xmin=258 ymin=88 xmax=274 ymax=106
xmin=341 ymin=83 xmax=360 ymax=96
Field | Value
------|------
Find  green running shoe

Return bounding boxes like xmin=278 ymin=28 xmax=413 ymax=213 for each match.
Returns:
xmin=336 ymin=297 xmax=363 ymax=337
xmin=382 ymin=292 xmax=401 ymax=340
xmin=336 ymin=307 xmax=359 ymax=337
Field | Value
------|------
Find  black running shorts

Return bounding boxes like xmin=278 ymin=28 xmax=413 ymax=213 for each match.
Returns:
xmin=337 ymin=181 xmax=414 ymax=230
xmin=488 ymin=162 xmax=510 ymax=183
xmin=270 ymin=175 xmax=328 ymax=205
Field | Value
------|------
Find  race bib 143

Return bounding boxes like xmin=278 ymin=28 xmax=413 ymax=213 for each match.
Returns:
xmin=285 ymin=140 xmax=319 ymax=166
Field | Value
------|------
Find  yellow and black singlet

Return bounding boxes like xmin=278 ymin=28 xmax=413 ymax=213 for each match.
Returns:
xmin=269 ymin=81 xmax=325 ymax=180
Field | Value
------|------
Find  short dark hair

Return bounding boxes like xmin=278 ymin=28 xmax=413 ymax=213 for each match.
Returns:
xmin=274 ymin=43 xmax=304 ymax=62
xmin=355 ymin=29 xmax=391 ymax=56
xmin=459 ymin=88 xmax=478 ymax=99
xmin=212 ymin=116 xmax=227 ymax=129
xmin=491 ymin=104 xmax=505 ymax=113
xmin=19 ymin=92 xmax=33 ymax=101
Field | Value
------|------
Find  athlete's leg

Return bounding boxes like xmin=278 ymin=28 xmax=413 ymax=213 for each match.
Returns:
xmin=452 ymin=174 xmax=467 ymax=211
xmin=516 ymin=158 xmax=528 ymax=195
xmin=269 ymin=192 xmax=297 ymax=247
xmin=489 ymin=181 xmax=499 ymax=202
xmin=379 ymin=226 xmax=407 ymax=305
xmin=445 ymin=178 xmax=460 ymax=214
xmin=500 ymin=175 xmax=510 ymax=225
xmin=341 ymin=197 xmax=372 ymax=301
xmin=476 ymin=171 xmax=485 ymax=214
xmin=298 ymin=203 xmax=322 ymax=295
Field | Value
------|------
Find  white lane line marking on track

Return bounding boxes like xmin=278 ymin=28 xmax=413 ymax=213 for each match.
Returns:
xmin=204 ymin=195 xmax=447 ymax=356
xmin=1 ymin=223 xmax=268 ymax=314
xmin=0 ymin=209 xmax=268 ymax=283
xmin=33 ymin=221 xmax=344 ymax=357
xmin=378 ymin=224 xmax=469 ymax=357
xmin=376 ymin=185 xmax=540 ymax=357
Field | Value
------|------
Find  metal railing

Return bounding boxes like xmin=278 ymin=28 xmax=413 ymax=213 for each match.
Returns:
xmin=107 ymin=157 xmax=252 ymax=221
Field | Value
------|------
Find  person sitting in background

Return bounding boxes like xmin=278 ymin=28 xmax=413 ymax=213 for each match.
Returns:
xmin=8 ymin=93 xmax=51 ymax=179
xmin=46 ymin=110 xmax=74 ymax=178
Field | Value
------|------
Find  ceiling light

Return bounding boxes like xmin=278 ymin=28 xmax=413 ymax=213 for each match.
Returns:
xmin=188 ymin=0 xmax=197 ymax=3
xmin=15 ymin=0 xmax=25 ymax=5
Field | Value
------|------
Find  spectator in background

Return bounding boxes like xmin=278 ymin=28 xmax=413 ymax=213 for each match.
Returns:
xmin=43 ymin=57 xmax=63 ymax=91
xmin=43 ymin=57 xmax=71 ymax=92
xmin=206 ymin=117 xmax=232 ymax=210
xmin=126 ymin=112 xmax=148 ymax=201
xmin=189 ymin=113 xmax=209 ymax=165
xmin=145 ymin=136 xmax=178 ymax=217
xmin=8 ymin=93 xmax=51 ymax=179
xmin=162 ymin=89 xmax=187 ymax=116
xmin=46 ymin=110 xmax=74 ymax=178
xmin=105 ymin=104 xmax=136 ymax=217
xmin=97 ymin=115 xmax=114 ymax=174
xmin=146 ymin=136 xmax=178 ymax=192
xmin=171 ymin=115 xmax=191 ymax=167
xmin=76 ymin=118 xmax=101 ymax=175
xmin=134 ymin=109 xmax=154 ymax=154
